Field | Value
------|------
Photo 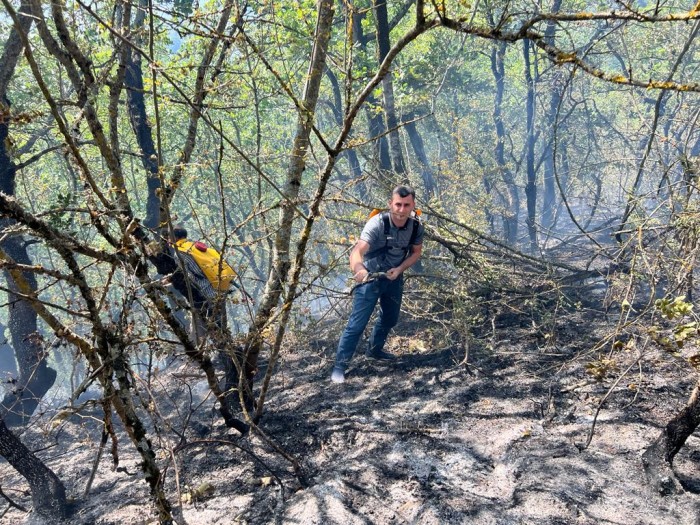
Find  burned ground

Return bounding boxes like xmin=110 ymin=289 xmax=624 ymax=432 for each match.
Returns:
xmin=2 ymin=306 xmax=699 ymax=525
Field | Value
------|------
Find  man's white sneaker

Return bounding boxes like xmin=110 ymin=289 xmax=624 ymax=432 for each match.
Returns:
xmin=330 ymin=369 xmax=345 ymax=384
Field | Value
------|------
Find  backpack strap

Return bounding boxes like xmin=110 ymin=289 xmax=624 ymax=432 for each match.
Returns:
xmin=364 ymin=212 xmax=390 ymax=260
xmin=365 ymin=212 xmax=419 ymax=262
xmin=382 ymin=212 xmax=391 ymax=237
xmin=403 ymin=214 xmax=420 ymax=259
xmin=409 ymin=215 xmax=420 ymax=246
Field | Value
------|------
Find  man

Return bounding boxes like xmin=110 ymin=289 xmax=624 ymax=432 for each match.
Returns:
xmin=151 ymin=225 xmax=233 ymax=364
xmin=331 ymin=185 xmax=425 ymax=384
xmin=147 ymin=226 xmax=251 ymax=434
xmin=160 ymin=226 xmax=251 ymax=411
xmin=169 ymin=226 xmax=228 ymax=340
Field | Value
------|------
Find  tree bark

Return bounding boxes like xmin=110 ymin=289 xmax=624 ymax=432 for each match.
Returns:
xmin=325 ymin=66 xmax=367 ymax=199
xmin=541 ymin=79 xmax=563 ymax=231
xmin=0 ymin=321 xmax=17 ymax=377
xmin=373 ymin=0 xmax=407 ymax=177
xmin=351 ymin=7 xmax=391 ymax=172
xmin=0 ymin=417 xmax=67 ymax=518
xmin=125 ymin=0 xmax=161 ymax=229
xmin=0 ymin=0 xmax=57 ymax=427
xmin=540 ymin=0 xmax=563 ymax=232
xmin=161 ymin=1 xmax=235 ymax=226
xmin=490 ymin=41 xmax=519 ymax=245
xmin=642 ymin=378 xmax=700 ymax=495
xmin=404 ymin=114 xmax=436 ymax=198
xmin=523 ymin=38 xmax=537 ymax=253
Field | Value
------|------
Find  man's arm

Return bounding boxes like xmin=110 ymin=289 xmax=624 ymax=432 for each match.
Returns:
xmin=349 ymin=240 xmax=371 ymax=283
xmin=386 ymin=243 xmax=422 ymax=281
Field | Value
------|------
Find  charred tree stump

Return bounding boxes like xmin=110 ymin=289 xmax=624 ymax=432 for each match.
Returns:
xmin=642 ymin=378 xmax=700 ymax=495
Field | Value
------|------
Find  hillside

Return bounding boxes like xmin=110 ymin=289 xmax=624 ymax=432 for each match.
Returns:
xmin=3 ymin=307 xmax=699 ymax=525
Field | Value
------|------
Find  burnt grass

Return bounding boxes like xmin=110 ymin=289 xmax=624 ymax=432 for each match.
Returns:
xmin=2 ymin=303 xmax=700 ymax=525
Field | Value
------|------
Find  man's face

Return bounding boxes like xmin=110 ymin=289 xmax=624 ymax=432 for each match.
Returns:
xmin=388 ymin=193 xmax=415 ymax=223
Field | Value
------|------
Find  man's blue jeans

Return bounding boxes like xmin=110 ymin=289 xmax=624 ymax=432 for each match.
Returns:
xmin=333 ymin=276 xmax=403 ymax=371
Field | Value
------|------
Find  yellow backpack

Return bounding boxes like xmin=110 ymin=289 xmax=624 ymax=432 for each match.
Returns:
xmin=175 ymin=240 xmax=236 ymax=292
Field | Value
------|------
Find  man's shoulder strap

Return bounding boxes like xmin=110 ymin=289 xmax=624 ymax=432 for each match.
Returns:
xmin=409 ymin=216 xmax=420 ymax=245
xmin=381 ymin=211 xmax=391 ymax=236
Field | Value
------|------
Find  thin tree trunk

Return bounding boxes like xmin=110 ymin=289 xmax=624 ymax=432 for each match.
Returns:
xmin=404 ymin=114 xmax=436 ymax=199
xmin=374 ymin=0 xmax=406 ymax=177
xmin=523 ymin=38 xmax=537 ymax=253
xmin=161 ymin=1 xmax=235 ymax=225
xmin=351 ymin=7 xmax=391 ymax=172
xmin=540 ymin=0 xmax=563 ymax=232
xmin=0 ymin=0 xmax=57 ymax=427
xmin=490 ymin=41 xmax=519 ymax=245
xmin=243 ymin=0 xmax=336 ymax=402
xmin=325 ymin=66 xmax=367 ymax=199
xmin=125 ymin=0 xmax=161 ymax=228
xmin=541 ymin=85 xmax=562 ymax=231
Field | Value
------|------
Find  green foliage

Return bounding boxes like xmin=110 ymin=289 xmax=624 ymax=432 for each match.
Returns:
xmin=651 ymin=296 xmax=700 ymax=355
xmin=655 ymin=296 xmax=694 ymax=321
xmin=46 ymin=193 xmax=76 ymax=235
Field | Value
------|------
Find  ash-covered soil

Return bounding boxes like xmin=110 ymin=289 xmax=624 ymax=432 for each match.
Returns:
xmin=2 ymin=309 xmax=699 ymax=525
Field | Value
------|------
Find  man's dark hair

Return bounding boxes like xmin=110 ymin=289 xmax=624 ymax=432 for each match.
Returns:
xmin=172 ymin=227 xmax=188 ymax=240
xmin=391 ymin=185 xmax=416 ymax=200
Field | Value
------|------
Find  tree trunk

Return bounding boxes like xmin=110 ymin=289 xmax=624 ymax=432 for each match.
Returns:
xmin=540 ymin=0 xmax=563 ymax=232
xmin=490 ymin=41 xmax=519 ymax=245
xmin=0 ymin=288 xmax=56 ymax=427
xmin=373 ymin=0 xmax=407 ymax=177
xmin=404 ymin=114 xmax=436 ymax=199
xmin=642 ymin=378 xmax=700 ymax=495
xmin=161 ymin=0 xmax=235 ymax=225
xmin=243 ymin=0 xmax=335 ymax=403
xmin=541 ymin=85 xmax=562 ymax=232
xmin=0 ymin=417 xmax=67 ymax=518
xmin=0 ymin=321 xmax=18 ymax=377
xmin=325 ymin=66 xmax=367 ymax=199
xmin=351 ymin=8 xmax=391 ymax=172
xmin=125 ymin=1 xmax=161 ymax=229
xmin=523 ymin=38 xmax=537 ymax=254
xmin=0 ymin=0 xmax=56 ymax=427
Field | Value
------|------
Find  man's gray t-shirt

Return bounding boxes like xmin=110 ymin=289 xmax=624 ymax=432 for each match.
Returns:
xmin=360 ymin=213 xmax=424 ymax=272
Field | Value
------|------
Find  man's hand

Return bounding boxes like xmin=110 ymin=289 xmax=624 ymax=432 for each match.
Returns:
xmin=350 ymin=241 xmax=370 ymax=283
xmin=354 ymin=268 xmax=369 ymax=283
xmin=386 ymin=267 xmax=402 ymax=280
